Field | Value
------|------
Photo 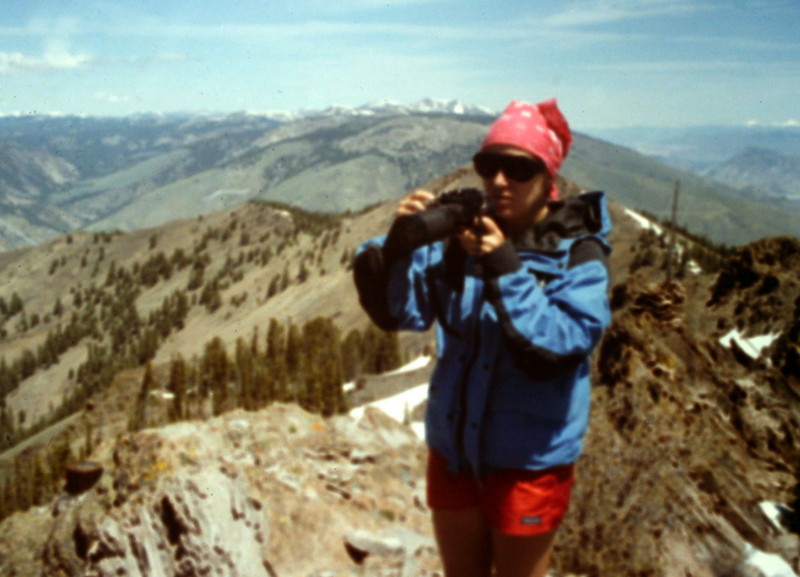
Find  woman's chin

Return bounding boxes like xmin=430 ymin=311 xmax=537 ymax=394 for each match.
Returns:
xmin=490 ymin=204 xmax=513 ymax=219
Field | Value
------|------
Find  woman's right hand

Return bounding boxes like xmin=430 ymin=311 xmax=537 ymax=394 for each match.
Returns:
xmin=396 ymin=189 xmax=435 ymax=217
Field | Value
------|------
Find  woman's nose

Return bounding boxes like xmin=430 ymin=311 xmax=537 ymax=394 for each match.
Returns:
xmin=493 ymin=168 xmax=510 ymax=186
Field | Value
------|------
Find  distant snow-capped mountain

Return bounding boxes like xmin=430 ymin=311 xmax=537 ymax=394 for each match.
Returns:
xmin=361 ymin=98 xmax=495 ymax=116
xmin=2 ymin=99 xmax=496 ymax=127
xmin=315 ymin=98 xmax=495 ymax=118
xmin=411 ymin=97 xmax=495 ymax=116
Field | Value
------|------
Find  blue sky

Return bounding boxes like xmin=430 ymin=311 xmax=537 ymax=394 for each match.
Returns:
xmin=0 ymin=0 xmax=797 ymax=129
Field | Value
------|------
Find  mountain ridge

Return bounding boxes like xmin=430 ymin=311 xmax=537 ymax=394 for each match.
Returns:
xmin=699 ymin=146 xmax=800 ymax=205
xmin=591 ymin=125 xmax=800 ymax=216
xmin=1 ymin=105 xmax=797 ymax=252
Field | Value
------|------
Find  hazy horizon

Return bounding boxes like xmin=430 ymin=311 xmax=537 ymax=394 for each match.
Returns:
xmin=1 ymin=1 xmax=798 ymax=131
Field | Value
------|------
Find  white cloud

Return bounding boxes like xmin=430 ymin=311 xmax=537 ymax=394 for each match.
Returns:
xmin=545 ymin=0 xmax=718 ymax=28
xmin=0 ymin=48 xmax=92 ymax=74
xmin=745 ymin=119 xmax=800 ymax=128
xmin=93 ymin=91 xmax=131 ymax=104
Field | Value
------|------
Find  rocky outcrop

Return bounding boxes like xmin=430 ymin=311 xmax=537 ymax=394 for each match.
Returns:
xmin=563 ymin=275 xmax=800 ymax=576
xmin=707 ymin=236 xmax=800 ymax=383
xmin=0 ymin=404 xmax=435 ymax=577
xmin=44 ymin=466 xmax=269 ymax=577
xmin=708 ymin=237 xmax=800 ymax=329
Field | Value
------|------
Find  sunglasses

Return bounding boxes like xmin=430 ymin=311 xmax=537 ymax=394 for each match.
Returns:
xmin=472 ymin=152 xmax=546 ymax=183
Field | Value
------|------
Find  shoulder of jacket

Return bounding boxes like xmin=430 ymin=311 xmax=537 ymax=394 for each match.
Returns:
xmin=547 ymin=190 xmax=612 ymax=237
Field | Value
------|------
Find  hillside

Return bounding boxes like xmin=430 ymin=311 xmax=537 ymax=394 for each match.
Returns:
xmin=591 ymin=125 xmax=800 ymax=169
xmin=0 ymin=155 xmax=799 ymax=574
xmin=2 ymin=108 xmax=798 ymax=252
xmin=560 ymin=134 xmax=800 ymax=246
xmin=590 ymin=124 xmax=800 ymax=219
xmin=81 ymin=113 xmax=490 ymax=231
xmin=0 ymin=140 xmax=83 ymax=247
xmin=0 ymin=167 xmax=479 ymax=449
xmin=0 ymin=113 xmax=280 ymax=251
xmin=700 ymin=147 xmax=800 ymax=207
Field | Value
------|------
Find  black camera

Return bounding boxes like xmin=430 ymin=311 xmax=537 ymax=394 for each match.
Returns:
xmin=382 ymin=188 xmax=486 ymax=263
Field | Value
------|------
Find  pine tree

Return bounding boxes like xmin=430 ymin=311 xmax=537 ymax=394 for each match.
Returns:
xmin=266 ymin=319 xmax=288 ymax=396
xmin=301 ymin=317 xmax=346 ymax=416
xmin=376 ymin=329 xmax=402 ymax=373
xmin=18 ymin=349 xmax=37 ymax=380
xmin=186 ymin=358 xmax=200 ymax=418
xmin=202 ymin=337 xmax=230 ymax=415
xmin=280 ymin=265 xmax=290 ymax=292
xmin=0 ymin=474 xmax=9 ymax=520
xmin=266 ymin=275 xmax=281 ymax=299
xmin=250 ymin=326 xmax=260 ymax=357
xmin=252 ymin=361 xmax=272 ymax=410
xmin=168 ymin=354 xmax=188 ymax=422
xmin=362 ymin=325 xmax=402 ymax=374
xmin=286 ymin=322 xmax=303 ymax=392
xmin=8 ymin=292 xmax=23 ymax=317
xmin=171 ymin=291 xmax=189 ymax=331
xmin=200 ymin=279 xmax=222 ymax=313
xmin=341 ymin=329 xmax=364 ymax=382
xmin=236 ymin=337 xmax=256 ymax=411
xmin=0 ymin=402 xmax=14 ymax=450
xmin=297 ymin=261 xmax=309 ymax=283
xmin=53 ymin=298 xmax=64 ymax=317
xmin=137 ymin=327 xmax=160 ymax=365
xmin=0 ymin=357 xmax=13 ymax=397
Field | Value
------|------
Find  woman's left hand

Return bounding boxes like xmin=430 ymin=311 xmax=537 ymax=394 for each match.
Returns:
xmin=457 ymin=216 xmax=506 ymax=256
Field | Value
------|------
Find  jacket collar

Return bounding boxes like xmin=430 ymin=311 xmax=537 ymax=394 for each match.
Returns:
xmin=512 ymin=191 xmax=609 ymax=252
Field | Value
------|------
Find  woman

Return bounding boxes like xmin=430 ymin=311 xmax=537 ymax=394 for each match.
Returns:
xmin=354 ymin=99 xmax=612 ymax=577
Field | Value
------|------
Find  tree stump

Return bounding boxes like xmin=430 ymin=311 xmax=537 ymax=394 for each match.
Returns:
xmin=65 ymin=462 xmax=104 ymax=496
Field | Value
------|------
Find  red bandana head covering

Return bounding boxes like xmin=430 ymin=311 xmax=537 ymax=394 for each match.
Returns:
xmin=480 ymin=99 xmax=572 ymax=200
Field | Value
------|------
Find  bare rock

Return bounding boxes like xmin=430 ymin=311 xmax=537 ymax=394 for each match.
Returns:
xmin=1 ymin=403 xmax=430 ymax=577
xmin=43 ymin=466 xmax=269 ymax=577
xmin=344 ymin=527 xmax=435 ymax=563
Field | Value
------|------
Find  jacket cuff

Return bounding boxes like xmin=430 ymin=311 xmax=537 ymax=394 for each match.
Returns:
xmin=480 ymin=241 xmax=521 ymax=279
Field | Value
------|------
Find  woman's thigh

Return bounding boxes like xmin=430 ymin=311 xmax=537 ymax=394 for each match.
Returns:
xmin=491 ymin=529 xmax=557 ymax=577
xmin=431 ymin=507 xmax=492 ymax=577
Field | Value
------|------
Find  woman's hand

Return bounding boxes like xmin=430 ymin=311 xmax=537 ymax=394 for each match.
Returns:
xmin=457 ymin=216 xmax=506 ymax=256
xmin=396 ymin=189 xmax=435 ymax=217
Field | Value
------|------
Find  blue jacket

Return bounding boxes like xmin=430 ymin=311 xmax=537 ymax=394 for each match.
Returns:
xmin=354 ymin=191 xmax=612 ymax=477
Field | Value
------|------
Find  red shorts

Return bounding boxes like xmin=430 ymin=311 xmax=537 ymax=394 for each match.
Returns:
xmin=426 ymin=450 xmax=575 ymax=536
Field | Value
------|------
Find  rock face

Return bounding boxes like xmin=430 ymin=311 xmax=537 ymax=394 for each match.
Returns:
xmin=0 ymin=404 xmax=435 ymax=577
xmin=45 ymin=467 xmax=269 ymax=577
xmin=556 ymin=273 xmax=800 ymax=576
xmin=708 ymin=236 xmax=800 ymax=379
